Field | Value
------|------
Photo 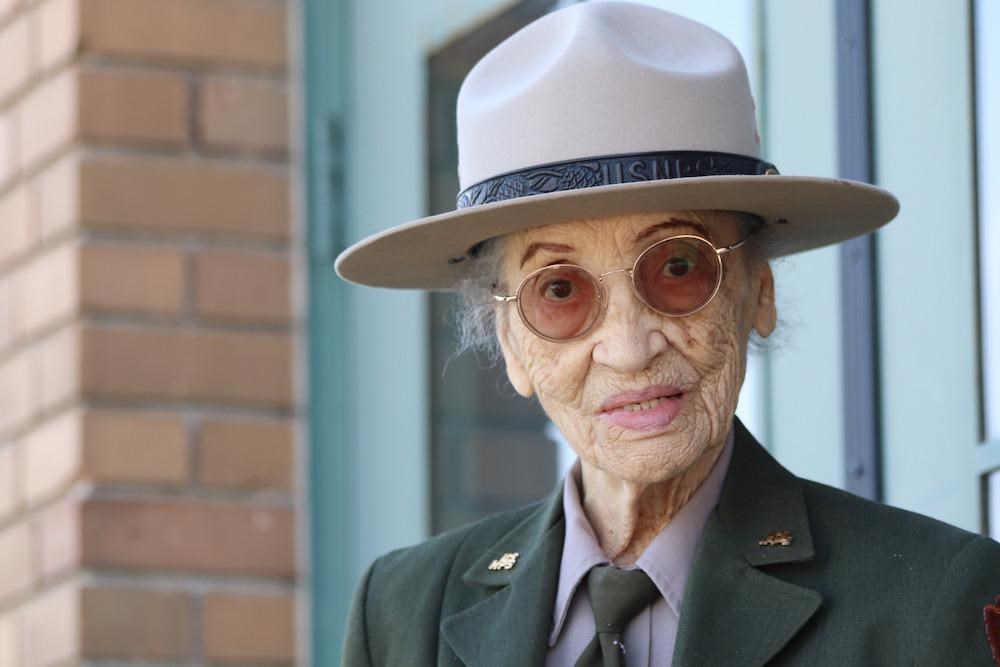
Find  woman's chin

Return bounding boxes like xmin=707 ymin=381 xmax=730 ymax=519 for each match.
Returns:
xmin=589 ymin=448 xmax=696 ymax=486
xmin=584 ymin=423 xmax=716 ymax=485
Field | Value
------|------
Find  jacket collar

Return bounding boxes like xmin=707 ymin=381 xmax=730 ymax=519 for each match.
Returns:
xmin=443 ymin=419 xmax=823 ymax=667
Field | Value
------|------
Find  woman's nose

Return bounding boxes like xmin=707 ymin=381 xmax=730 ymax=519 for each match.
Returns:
xmin=590 ymin=276 xmax=668 ymax=373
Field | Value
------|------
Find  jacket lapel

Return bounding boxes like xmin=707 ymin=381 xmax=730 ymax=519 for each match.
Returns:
xmin=442 ymin=486 xmax=566 ymax=667
xmin=672 ymin=420 xmax=823 ymax=666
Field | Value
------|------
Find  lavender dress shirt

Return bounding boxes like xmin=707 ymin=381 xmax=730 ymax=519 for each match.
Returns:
xmin=545 ymin=427 xmax=734 ymax=667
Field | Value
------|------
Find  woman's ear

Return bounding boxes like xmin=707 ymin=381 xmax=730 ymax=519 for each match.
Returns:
xmin=496 ymin=311 xmax=534 ymax=398
xmin=752 ymin=262 xmax=777 ymax=338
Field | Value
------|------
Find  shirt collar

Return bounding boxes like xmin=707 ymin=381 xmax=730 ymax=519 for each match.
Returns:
xmin=548 ymin=424 xmax=735 ymax=645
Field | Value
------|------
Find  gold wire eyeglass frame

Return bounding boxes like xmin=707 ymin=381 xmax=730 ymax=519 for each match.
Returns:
xmin=492 ymin=233 xmax=752 ymax=342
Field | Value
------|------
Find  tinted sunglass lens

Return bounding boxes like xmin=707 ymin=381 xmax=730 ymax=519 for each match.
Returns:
xmin=634 ymin=237 xmax=721 ymax=315
xmin=519 ymin=266 xmax=601 ymax=340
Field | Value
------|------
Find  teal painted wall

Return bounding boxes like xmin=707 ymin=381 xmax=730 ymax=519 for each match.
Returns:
xmin=347 ymin=0 xmax=432 ymax=574
xmin=758 ymin=0 xmax=845 ymax=489
xmin=344 ymin=0 xmax=525 ymax=563
xmin=872 ymin=1 xmax=980 ymax=530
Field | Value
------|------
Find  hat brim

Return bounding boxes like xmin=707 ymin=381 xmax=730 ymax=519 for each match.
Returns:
xmin=334 ymin=175 xmax=899 ymax=290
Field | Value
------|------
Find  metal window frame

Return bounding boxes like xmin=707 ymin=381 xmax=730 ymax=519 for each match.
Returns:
xmin=836 ymin=0 xmax=882 ymax=501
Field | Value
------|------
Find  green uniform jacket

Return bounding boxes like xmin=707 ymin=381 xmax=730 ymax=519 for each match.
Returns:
xmin=343 ymin=421 xmax=1000 ymax=666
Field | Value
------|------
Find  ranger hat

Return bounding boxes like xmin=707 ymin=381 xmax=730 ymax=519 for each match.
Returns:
xmin=335 ymin=0 xmax=898 ymax=289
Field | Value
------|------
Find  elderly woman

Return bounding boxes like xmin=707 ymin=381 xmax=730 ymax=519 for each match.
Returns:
xmin=336 ymin=3 xmax=1000 ymax=665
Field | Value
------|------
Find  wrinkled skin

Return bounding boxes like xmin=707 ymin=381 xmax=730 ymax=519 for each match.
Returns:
xmin=496 ymin=211 xmax=776 ymax=564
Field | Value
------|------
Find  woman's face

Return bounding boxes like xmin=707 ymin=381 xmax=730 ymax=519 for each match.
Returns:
xmin=496 ymin=211 xmax=776 ymax=484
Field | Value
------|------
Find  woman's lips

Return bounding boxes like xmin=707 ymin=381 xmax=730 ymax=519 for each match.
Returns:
xmin=599 ymin=387 xmax=685 ymax=432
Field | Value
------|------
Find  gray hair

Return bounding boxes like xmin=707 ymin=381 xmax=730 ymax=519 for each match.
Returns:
xmin=452 ymin=236 xmax=508 ymax=364
xmin=449 ymin=211 xmax=776 ymax=363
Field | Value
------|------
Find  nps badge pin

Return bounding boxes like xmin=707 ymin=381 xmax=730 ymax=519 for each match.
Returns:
xmin=758 ymin=530 xmax=793 ymax=547
xmin=487 ymin=552 xmax=519 ymax=571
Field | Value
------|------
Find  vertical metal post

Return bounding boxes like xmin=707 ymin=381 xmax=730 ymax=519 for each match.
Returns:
xmin=305 ymin=0 xmax=356 ymax=661
xmin=837 ymin=0 xmax=882 ymax=500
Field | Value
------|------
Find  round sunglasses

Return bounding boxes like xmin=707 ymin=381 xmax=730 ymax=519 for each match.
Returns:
xmin=493 ymin=233 xmax=752 ymax=342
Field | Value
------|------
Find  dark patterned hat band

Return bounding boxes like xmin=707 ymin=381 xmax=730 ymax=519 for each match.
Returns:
xmin=456 ymin=151 xmax=779 ymax=210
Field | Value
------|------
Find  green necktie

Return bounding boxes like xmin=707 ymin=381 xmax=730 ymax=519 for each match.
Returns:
xmin=574 ymin=565 xmax=660 ymax=667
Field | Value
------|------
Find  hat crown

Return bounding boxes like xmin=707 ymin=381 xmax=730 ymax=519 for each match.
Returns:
xmin=456 ymin=1 xmax=761 ymax=189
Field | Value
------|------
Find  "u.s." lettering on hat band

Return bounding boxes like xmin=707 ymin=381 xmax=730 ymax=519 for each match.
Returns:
xmin=457 ymin=151 xmax=779 ymax=210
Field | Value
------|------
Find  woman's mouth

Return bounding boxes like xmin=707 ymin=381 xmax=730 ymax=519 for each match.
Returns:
xmin=599 ymin=387 xmax=685 ymax=432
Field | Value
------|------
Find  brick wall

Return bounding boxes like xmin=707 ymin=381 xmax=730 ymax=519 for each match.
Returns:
xmin=0 ymin=0 xmax=300 ymax=665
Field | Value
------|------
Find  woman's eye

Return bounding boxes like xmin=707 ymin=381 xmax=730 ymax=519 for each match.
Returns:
xmin=663 ymin=254 xmax=696 ymax=277
xmin=543 ymin=279 xmax=575 ymax=300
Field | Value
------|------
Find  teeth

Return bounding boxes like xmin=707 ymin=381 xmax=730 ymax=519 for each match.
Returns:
xmin=623 ymin=396 xmax=667 ymax=412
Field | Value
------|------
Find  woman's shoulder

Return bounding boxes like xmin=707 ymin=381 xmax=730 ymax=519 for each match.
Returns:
xmin=801 ymin=477 xmax=993 ymax=547
xmin=785 ymin=478 xmax=1000 ymax=664
xmin=797 ymin=476 xmax=1000 ymax=582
